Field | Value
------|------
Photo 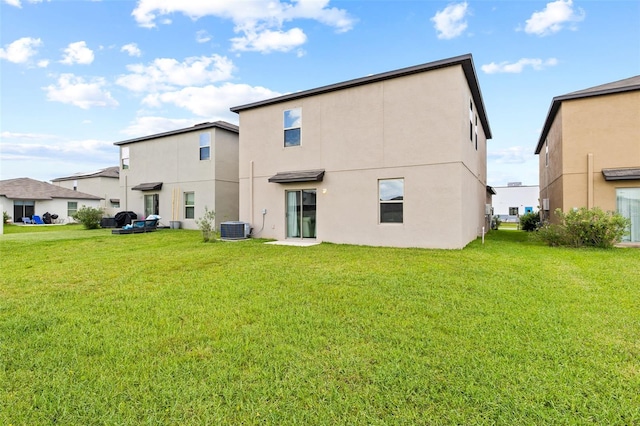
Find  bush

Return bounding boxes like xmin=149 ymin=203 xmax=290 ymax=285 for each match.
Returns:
xmin=72 ymin=206 xmax=104 ymax=230
xmin=3 ymin=211 xmax=9 ymax=224
xmin=491 ymin=215 xmax=501 ymax=230
xmin=538 ymin=207 xmax=630 ymax=248
xmin=520 ymin=211 xmax=541 ymax=232
xmin=195 ymin=206 xmax=216 ymax=242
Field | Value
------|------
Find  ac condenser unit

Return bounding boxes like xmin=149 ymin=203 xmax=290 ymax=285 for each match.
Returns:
xmin=220 ymin=221 xmax=250 ymax=239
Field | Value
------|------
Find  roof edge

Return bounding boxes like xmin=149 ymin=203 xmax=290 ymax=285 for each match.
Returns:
xmin=114 ymin=120 xmax=238 ymax=146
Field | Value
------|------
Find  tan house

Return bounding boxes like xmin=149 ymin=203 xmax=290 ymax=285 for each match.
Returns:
xmin=51 ymin=166 xmax=120 ymax=216
xmin=231 ymin=54 xmax=492 ymax=249
xmin=534 ymin=75 xmax=640 ymax=242
xmin=113 ymin=121 xmax=239 ymax=230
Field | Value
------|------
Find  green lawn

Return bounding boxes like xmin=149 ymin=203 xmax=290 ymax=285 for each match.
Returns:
xmin=1 ymin=225 xmax=638 ymax=425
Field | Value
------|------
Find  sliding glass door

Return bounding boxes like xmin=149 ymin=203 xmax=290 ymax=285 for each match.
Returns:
xmin=286 ymin=189 xmax=316 ymax=238
xmin=617 ymin=188 xmax=640 ymax=242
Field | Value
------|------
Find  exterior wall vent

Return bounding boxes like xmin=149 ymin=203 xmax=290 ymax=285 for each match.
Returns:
xmin=221 ymin=221 xmax=250 ymax=239
xmin=542 ymin=198 xmax=550 ymax=211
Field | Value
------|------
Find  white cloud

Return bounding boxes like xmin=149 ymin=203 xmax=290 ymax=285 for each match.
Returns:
xmin=121 ymin=43 xmax=142 ymax=57
xmin=131 ymin=0 xmax=355 ymax=54
xmin=431 ymin=2 xmax=469 ymax=40
xmin=488 ymin=146 xmax=532 ymax=164
xmin=3 ymin=0 xmax=48 ymax=7
xmin=44 ymin=74 xmax=119 ymax=109
xmin=60 ymin=41 xmax=94 ymax=65
xmin=120 ymin=116 xmax=204 ymax=137
xmin=481 ymin=58 xmax=558 ymax=74
xmin=116 ymin=54 xmax=234 ymax=92
xmin=37 ymin=59 xmax=49 ymax=68
xmin=141 ymin=82 xmax=281 ymax=117
xmin=196 ymin=30 xmax=212 ymax=43
xmin=231 ymin=27 xmax=307 ymax=53
xmin=0 ymin=37 xmax=42 ymax=63
xmin=524 ymin=0 xmax=585 ymax=36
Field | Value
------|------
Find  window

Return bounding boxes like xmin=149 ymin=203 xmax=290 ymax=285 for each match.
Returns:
xmin=144 ymin=194 xmax=159 ymax=217
xmin=509 ymin=207 xmax=519 ymax=216
xmin=68 ymin=201 xmax=78 ymax=218
xmin=475 ymin=116 xmax=478 ymax=150
xmin=199 ymin=133 xmax=211 ymax=160
xmin=284 ymin=108 xmax=301 ymax=147
xmin=469 ymin=99 xmax=473 ymax=141
xmin=379 ymin=179 xmax=404 ymax=223
xmin=545 ymin=141 xmax=549 ymax=167
xmin=73 ymin=180 xmax=78 ymax=191
xmin=111 ymin=200 xmax=120 ymax=208
xmin=121 ymin=146 xmax=130 ymax=169
xmin=184 ymin=192 xmax=195 ymax=219
xmin=13 ymin=200 xmax=35 ymax=221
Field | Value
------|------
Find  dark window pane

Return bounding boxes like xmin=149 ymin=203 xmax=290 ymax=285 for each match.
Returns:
xmin=380 ymin=203 xmax=403 ymax=223
xmin=200 ymin=146 xmax=210 ymax=160
xmin=284 ymin=128 xmax=301 ymax=147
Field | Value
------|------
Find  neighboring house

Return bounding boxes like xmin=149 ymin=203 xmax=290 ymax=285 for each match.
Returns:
xmin=113 ymin=121 xmax=239 ymax=230
xmin=534 ymin=75 xmax=640 ymax=242
xmin=51 ymin=166 xmax=120 ymax=216
xmin=492 ymin=182 xmax=540 ymax=222
xmin=231 ymin=54 xmax=492 ymax=249
xmin=0 ymin=177 xmax=102 ymax=223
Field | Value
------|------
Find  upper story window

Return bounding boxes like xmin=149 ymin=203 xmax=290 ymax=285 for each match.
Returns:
xmin=469 ymin=99 xmax=474 ymax=142
xmin=545 ymin=141 xmax=549 ymax=167
xmin=121 ymin=146 xmax=130 ymax=170
xmin=73 ymin=180 xmax=78 ymax=191
xmin=284 ymin=108 xmax=301 ymax=147
xmin=200 ymin=132 xmax=211 ymax=160
xmin=475 ymin=116 xmax=478 ymax=150
xmin=379 ymin=178 xmax=404 ymax=224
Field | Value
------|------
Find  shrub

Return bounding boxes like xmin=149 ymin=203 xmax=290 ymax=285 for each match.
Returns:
xmin=3 ymin=211 xmax=9 ymax=224
xmin=520 ymin=211 xmax=541 ymax=232
xmin=538 ymin=207 xmax=630 ymax=248
xmin=195 ymin=206 xmax=216 ymax=242
xmin=491 ymin=215 xmax=501 ymax=230
xmin=72 ymin=206 xmax=104 ymax=230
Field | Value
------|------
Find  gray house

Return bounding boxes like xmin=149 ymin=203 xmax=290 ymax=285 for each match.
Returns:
xmin=0 ymin=178 xmax=101 ymax=223
xmin=231 ymin=54 xmax=492 ymax=249
xmin=51 ymin=166 xmax=120 ymax=216
xmin=113 ymin=121 xmax=239 ymax=230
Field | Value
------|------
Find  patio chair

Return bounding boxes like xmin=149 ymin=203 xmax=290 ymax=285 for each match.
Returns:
xmin=32 ymin=215 xmax=45 ymax=224
xmin=22 ymin=217 xmax=32 ymax=224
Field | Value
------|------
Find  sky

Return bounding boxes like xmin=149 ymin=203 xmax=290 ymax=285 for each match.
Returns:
xmin=1 ymin=0 xmax=639 ymax=186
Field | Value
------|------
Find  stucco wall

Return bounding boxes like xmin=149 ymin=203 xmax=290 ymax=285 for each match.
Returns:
xmin=238 ymin=65 xmax=489 ymax=248
xmin=119 ymin=127 xmax=238 ymax=229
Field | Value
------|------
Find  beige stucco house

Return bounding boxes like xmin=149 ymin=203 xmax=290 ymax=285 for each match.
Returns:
xmin=535 ymin=75 xmax=640 ymax=242
xmin=51 ymin=166 xmax=120 ymax=216
xmin=231 ymin=54 xmax=492 ymax=249
xmin=113 ymin=121 xmax=239 ymax=230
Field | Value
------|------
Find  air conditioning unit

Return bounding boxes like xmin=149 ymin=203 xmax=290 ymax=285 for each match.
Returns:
xmin=485 ymin=204 xmax=493 ymax=215
xmin=220 ymin=221 xmax=250 ymax=239
xmin=542 ymin=198 xmax=550 ymax=211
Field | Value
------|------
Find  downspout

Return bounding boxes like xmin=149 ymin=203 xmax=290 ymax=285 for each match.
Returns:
xmin=249 ymin=160 xmax=254 ymax=225
xmin=587 ymin=153 xmax=594 ymax=209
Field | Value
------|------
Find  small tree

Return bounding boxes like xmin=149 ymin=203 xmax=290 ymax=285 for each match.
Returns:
xmin=538 ymin=207 xmax=630 ymax=248
xmin=2 ymin=211 xmax=9 ymax=224
xmin=72 ymin=206 xmax=104 ymax=229
xmin=195 ymin=206 xmax=216 ymax=242
xmin=491 ymin=215 xmax=501 ymax=230
xmin=520 ymin=211 xmax=541 ymax=232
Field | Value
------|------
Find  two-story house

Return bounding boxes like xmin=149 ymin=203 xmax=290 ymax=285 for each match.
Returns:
xmin=51 ymin=166 xmax=120 ymax=216
xmin=113 ymin=121 xmax=239 ymax=230
xmin=231 ymin=54 xmax=492 ymax=249
xmin=535 ymin=75 xmax=640 ymax=242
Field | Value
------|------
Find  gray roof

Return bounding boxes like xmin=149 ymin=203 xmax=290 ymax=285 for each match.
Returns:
xmin=0 ymin=178 xmax=102 ymax=201
xmin=535 ymin=75 xmax=640 ymax=154
xmin=602 ymin=167 xmax=640 ymax=181
xmin=51 ymin=166 xmax=119 ymax=182
xmin=113 ymin=120 xmax=239 ymax=146
xmin=230 ymin=53 xmax=492 ymax=139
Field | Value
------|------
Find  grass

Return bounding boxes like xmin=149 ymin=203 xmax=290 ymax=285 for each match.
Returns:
xmin=1 ymin=225 xmax=639 ymax=424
